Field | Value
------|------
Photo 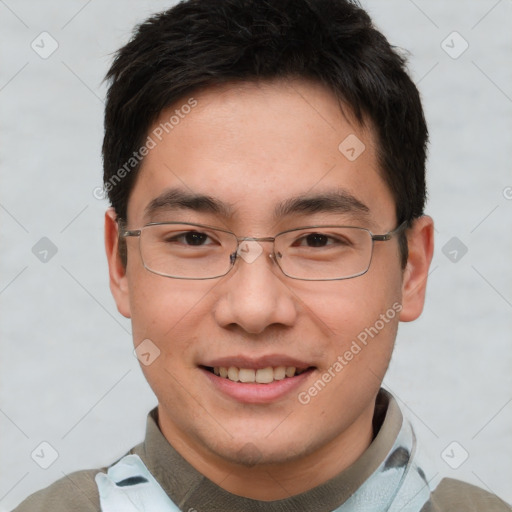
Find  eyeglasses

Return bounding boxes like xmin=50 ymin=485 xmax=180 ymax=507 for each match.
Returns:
xmin=121 ymin=221 xmax=408 ymax=281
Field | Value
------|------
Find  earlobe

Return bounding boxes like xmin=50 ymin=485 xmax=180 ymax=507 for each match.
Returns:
xmin=104 ymin=208 xmax=132 ymax=318
xmin=399 ymin=215 xmax=434 ymax=322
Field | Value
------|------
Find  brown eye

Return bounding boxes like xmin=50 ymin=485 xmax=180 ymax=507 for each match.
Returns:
xmin=304 ymin=233 xmax=329 ymax=247
xmin=166 ymin=231 xmax=212 ymax=246
xmin=293 ymin=232 xmax=347 ymax=248
xmin=183 ymin=231 xmax=208 ymax=245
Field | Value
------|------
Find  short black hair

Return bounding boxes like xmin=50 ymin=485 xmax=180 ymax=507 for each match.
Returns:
xmin=103 ymin=0 xmax=428 ymax=267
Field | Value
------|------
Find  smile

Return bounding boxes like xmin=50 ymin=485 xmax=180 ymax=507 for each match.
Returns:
xmin=200 ymin=361 xmax=315 ymax=404
xmin=205 ymin=365 xmax=310 ymax=384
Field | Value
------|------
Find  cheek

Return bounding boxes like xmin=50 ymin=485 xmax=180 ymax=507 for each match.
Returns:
xmin=293 ymin=268 xmax=402 ymax=336
xmin=293 ymin=277 xmax=402 ymax=419
xmin=127 ymin=265 xmax=213 ymax=353
xmin=293 ymin=262 xmax=403 ymax=393
xmin=127 ymin=274 xmax=214 ymax=404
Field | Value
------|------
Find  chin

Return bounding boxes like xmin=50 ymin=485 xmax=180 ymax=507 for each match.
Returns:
xmin=199 ymin=427 xmax=318 ymax=468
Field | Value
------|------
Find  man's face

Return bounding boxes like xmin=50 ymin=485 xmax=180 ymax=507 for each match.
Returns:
xmin=111 ymin=80 xmax=412 ymax=473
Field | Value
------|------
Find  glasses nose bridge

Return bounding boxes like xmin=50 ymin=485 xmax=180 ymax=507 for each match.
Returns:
xmin=230 ymin=235 xmax=280 ymax=269
xmin=235 ymin=235 xmax=276 ymax=243
xmin=235 ymin=235 xmax=278 ymax=258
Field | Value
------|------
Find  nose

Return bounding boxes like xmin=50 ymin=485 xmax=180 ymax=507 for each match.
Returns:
xmin=213 ymin=241 xmax=298 ymax=334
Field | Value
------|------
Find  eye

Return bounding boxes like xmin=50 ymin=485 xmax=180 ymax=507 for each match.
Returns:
xmin=166 ymin=231 xmax=214 ymax=246
xmin=293 ymin=232 xmax=348 ymax=248
xmin=302 ymin=233 xmax=329 ymax=247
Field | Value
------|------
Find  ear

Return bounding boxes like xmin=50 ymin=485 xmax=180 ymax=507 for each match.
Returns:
xmin=399 ymin=215 xmax=434 ymax=322
xmin=105 ymin=208 xmax=131 ymax=318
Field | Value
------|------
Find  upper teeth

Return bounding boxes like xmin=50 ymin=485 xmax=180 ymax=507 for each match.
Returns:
xmin=213 ymin=366 xmax=301 ymax=383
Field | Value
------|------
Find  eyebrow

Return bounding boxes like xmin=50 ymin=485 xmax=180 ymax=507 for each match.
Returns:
xmin=143 ymin=187 xmax=370 ymax=222
xmin=144 ymin=188 xmax=234 ymax=220
xmin=274 ymin=190 xmax=370 ymax=220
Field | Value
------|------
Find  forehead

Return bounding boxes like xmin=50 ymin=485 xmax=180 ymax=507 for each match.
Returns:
xmin=127 ymin=79 xmax=396 ymax=230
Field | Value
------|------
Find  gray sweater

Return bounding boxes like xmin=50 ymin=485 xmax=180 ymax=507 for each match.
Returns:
xmin=12 ymin=390 xmax=510 ymax=511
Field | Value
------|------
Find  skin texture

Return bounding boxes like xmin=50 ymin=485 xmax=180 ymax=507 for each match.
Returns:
xmin=105 ymin=79 xmax=434 ymax=500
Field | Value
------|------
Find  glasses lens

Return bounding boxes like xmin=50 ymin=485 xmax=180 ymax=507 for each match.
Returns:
xmin=275 ymin=226 xmax=373 ymax=280
xmin=140 ymin=224 xmax=236 ymax=279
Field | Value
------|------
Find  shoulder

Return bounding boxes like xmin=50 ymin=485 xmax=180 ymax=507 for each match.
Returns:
xmin=12 ymin=438 xmax=147 ymax=512
xmin=11 ymin=468 xmax=102 ymax=512
xmin=422 ymin=478 xmax=511 ymax=512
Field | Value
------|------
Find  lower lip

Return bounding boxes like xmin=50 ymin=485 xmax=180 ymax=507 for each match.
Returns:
xmin=200 ymin=367 xmax=315 ymax=404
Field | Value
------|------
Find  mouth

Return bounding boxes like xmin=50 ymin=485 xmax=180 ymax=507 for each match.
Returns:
xmin=198 ymin=358 xmax=316 ymax=404
xmin=201 ymin=365 xmax=313 ymax=384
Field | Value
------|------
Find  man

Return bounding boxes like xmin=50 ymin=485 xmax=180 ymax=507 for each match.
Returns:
xmin=13 ymin=0 xmax=510 ymax=510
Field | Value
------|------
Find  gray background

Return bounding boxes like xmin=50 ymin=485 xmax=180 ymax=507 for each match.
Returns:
xmin=1 ymin=0 xmax=511 ymax=509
